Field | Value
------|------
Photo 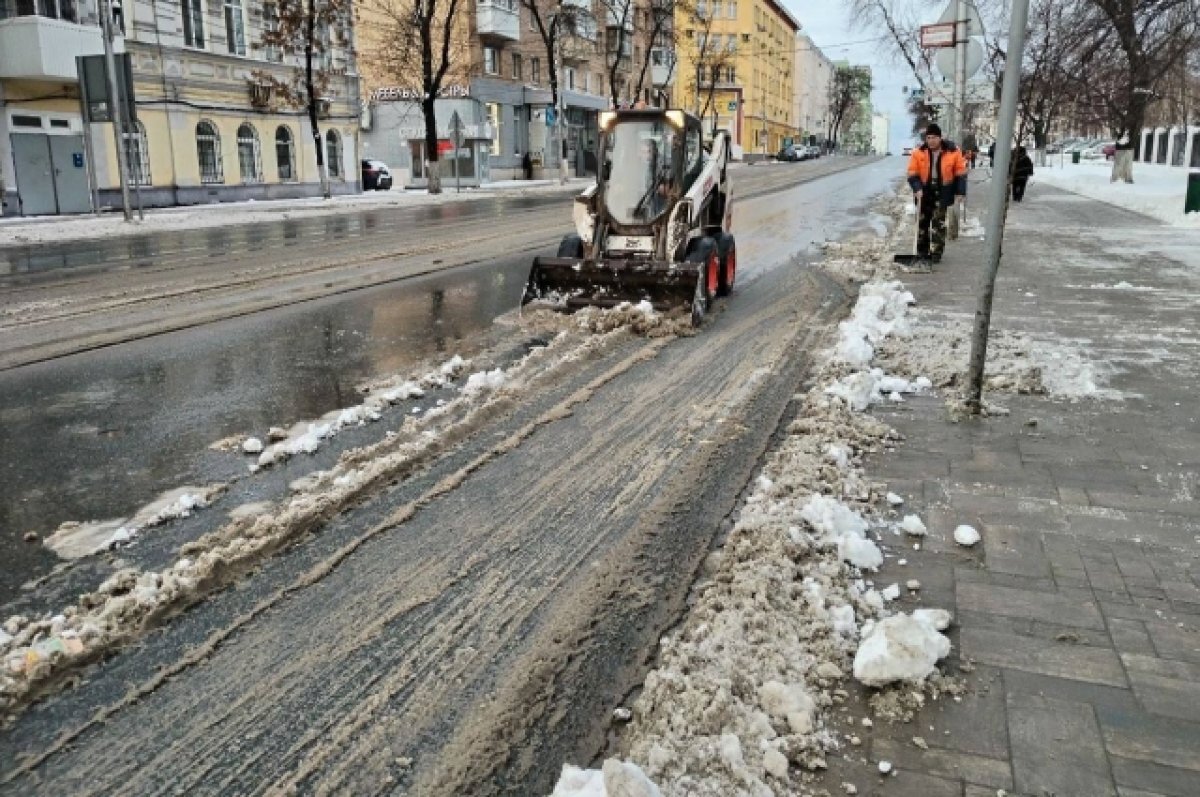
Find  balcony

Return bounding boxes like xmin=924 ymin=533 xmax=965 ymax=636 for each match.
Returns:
xmin=0 ymin=15 xmax=110 ymax=82
xmin=560 ymin=32 xmax=596 ymax=63
xmin=650 ymin=48 xmax=674 ymax=86
xmin=476 ymin=0 xmax=519 ymax=42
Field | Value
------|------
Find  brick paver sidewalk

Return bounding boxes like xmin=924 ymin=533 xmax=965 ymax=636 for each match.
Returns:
xmin=822 ymin=179 xmax=1200 ymax=796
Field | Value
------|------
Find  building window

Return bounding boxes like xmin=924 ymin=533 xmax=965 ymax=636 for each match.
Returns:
xmin=696 ymin=0 xmax=707 ymax=17
xmin=512 ymin=52 xmax=522 ymax=80
xmin=182 ymin=0 xmax=205 ymax=48
xmin=196 ymin=121 xmax=223 ymax=183
xmin=727 ymin=0 xmax=736 ymax=17
xmin=5 ymin=0 xmax=77 ymax=20
xmin=325 ymin=129 xmax=342 ymax=178
xmin=275 ymin=126 xmax=295 ymax=181
xmin=261 ymin=2 xmax=282 ymax=61
xmin=487 ymin=102 xmax=501 ymax=152
xmin=123 ymin=122 xmax=151 ymax=186
xmin=237 ymin=123 xmax=262 ymax=183
xmin=531 ymin=57 xmax=540 ymax=84
xmin=564 ymin=66 xmax=575 ymax=90
xmin=484 ymin=46 xmax=498 ymax=75
xmin=224 ymin=0 xmax=246 ymax=55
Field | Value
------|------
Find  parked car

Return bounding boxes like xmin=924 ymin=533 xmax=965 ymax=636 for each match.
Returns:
xmin=776 ymin=146 xmax=803 ymax=162
xmin=902 ymin=145 xmax=914 ymax=156
xmin=361 ymin=159 xmax=393 ymax=190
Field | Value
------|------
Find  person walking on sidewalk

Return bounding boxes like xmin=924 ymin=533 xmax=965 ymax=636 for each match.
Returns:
xmin=906 ymin=123 xmax=967 ymax=264
xmin=1011 ymin=146 xmax=1034 ymax=202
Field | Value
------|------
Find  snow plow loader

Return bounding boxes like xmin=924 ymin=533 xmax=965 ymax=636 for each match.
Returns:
xmin=521 ymin=108 xmax=736 ymax=326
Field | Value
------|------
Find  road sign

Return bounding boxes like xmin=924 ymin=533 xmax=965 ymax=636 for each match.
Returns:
xmin=935 ymin=38 xmax=984 ymax=78
xmin=545 ymin=106 xmax=557 ymax=126
xmin=936 ymin=1 xmax=984 ymax=36
xmin=920 ymin=22 xmax=956 ymax=48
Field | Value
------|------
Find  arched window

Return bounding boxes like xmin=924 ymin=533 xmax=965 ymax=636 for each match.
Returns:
xmin=236 ymin=123 xmax=262 ymax=183
xmin=123 ymin=121 xmax=151 ymax=186
xmin=196 ymin=120 xmax=223 ymax=184
xmin=325 ymin=129 xmax=342 ymax=178
xmin=275 ymin=125 xmax=295 ymax=181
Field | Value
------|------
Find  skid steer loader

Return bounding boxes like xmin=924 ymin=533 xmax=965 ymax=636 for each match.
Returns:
xmin=521 ymin=108 xmax=736 ymax=326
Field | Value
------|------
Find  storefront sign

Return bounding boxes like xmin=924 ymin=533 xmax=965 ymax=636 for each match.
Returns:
xmin=370 ymin=84 xmax=470 ymax=102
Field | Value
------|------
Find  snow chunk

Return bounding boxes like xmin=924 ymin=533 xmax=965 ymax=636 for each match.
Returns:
xmin=825 ymin=371 xmax=882 ymax=412
xmin=886 ymin=492 xmax=904 ymax=506
xmin=899 ymin=515 xmax=927 ymax=537
xmin=833 ymin=281 xmax=916 ymax=367
xmin=853 ymin=613 xmax=952 ymax=687
xmin=801 ymin=495 xmax=868 ymax=539
xmin=241 ymin=437 xmax=264 ymax=455
xmin=550 ymin=759 xmax=663 ymax=797
xmin=840 ymin=535 xmax=883 ymax=570
xmin=758 ymin=681 xmax=816 ymax=733
xmin=881 ymin=583 xmax=901 ymax=601
xmin=953 ymin=524 xmax=981 ymax=546
xmin=462 ymin=368 xmax=508 ymax=395
xmin=912 ymin=608 xmax=953 ymax=631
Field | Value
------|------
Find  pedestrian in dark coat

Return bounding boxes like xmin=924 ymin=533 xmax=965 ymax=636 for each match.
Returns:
xmin=1012 ymin=146 xmax=1034 ymax=202
xmin=521 ymin=151 xmax=533 ymax=180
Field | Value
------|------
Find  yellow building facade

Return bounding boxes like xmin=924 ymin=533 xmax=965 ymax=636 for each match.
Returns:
xmin=671 ymin=0 xmax=799 ymax=157
xmin=1 ymin=0 xmax=360 ymax=216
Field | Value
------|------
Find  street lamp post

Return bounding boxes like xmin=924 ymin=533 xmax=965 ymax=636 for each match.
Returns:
xmin=99 ymin=0 xmax=135 ymax=221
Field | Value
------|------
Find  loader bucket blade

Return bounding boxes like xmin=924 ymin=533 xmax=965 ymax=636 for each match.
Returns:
xmin=522 ymin=256 xmax=701 ymax=312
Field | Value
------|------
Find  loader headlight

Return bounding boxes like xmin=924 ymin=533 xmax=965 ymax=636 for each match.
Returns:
xmin=599 ymin=111 xmax=617 ymax=132
xmin=665 ymin=110 xmax=686 ymax=129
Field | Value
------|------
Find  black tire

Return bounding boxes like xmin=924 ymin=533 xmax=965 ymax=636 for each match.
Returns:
xmin=684 ymin=237 xmax=718 ymax=326
xmin=715 ymin=232 xmax=736 ymax=297
xmin=557 ymin=234 xmax=585 ymax=258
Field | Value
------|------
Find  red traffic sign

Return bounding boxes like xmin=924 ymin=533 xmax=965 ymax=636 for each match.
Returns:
xmin=920 ymin=22 xmax=956 ymax=48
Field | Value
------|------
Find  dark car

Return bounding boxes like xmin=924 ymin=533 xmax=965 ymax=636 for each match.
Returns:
xmin=361 ymin=159 xmax=392 ymax=190
xmin=777 ymin=146 xmax=803 ymax=162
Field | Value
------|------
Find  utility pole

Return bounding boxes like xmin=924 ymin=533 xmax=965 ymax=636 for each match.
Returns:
xmin=760 ymin=80 xmax=768 ymax=158
xmin=99 ymin=0 xmax=133 ymax=221
xmin=951 ymin=0 xmax=966 ymax=143
xmin=964 ymin=0 xmax=1031 ymax=413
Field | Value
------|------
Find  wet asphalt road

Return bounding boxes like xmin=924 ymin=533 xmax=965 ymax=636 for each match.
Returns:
xmin=0 ymin=158 xmax=893 ymax=603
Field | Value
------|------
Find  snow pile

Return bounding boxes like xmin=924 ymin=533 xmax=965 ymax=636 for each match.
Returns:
xmin=255 ymin=355 xmax=469 ymax=469
xmin=550 ymin=760 xmax=663 ymax=797
xmin=853 ymin=612 xmax=952 ymax=687
xmin=953 ymin=525 xmax=981 ymax=546
xmin=1035 ymin=160 xmax=1200 ymax=228
xmin=610 ymin=268 xmax=955 ymax=794
xmin=898 ymin=514 xmax=927 ymax=537
xmin=43 ymin=485 xmax=224 ymax=559
xmin=462 ymin=368 xmax=508 ymax=396
xmin=833 ymin=281 xmax=915 ymax=367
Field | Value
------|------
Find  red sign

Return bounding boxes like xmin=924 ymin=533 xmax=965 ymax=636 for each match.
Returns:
xmin=436 ymin=139 xmax=454 ymax=155
xmin=920 ymin=22 xmax=956 ymax=48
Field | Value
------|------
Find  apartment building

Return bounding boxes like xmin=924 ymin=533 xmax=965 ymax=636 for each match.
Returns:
xmin=671 ymin=0 xmax=799 ymax=158
xmin=356 ymin=0 xmax=656 ymax=186
xmin=2 ymin=0 xmax=361 ymax=216
xmin=871 ymin=112 xmax=889 ymax=155
xmin=793 ymin=31 xmax=831 ymax=147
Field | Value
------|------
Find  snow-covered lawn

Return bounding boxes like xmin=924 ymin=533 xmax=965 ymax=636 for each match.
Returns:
xmin=0 ymin=178 xmax=589 ymax=247
xmin=1034 ymin=160 xmax=1200 ymax=228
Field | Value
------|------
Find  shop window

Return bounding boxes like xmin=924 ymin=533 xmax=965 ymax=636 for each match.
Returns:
xmin=275 ymin=125 xmax=295 ymax=181
xmin=11 ymin=115 xmax=43 ymax=128
xmin=124 ymin=122 xmax=151 ymax=186
xmin=196 ymin=120 xmax=223 ymax=183
xmin=237 ymin=123 xmax=262 ymax=183
xmin=182 ymin=0 xmax=205 ymax=48
xmin=326 ymin=129 xmax=342 ymax=178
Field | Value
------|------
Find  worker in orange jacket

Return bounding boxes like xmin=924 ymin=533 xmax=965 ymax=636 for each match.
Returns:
xmin=906 ymin=123 xmax=967 ymax=263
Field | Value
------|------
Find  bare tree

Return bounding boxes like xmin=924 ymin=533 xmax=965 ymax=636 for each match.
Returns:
xmin=258 ymin=0 xmax=356 ymax=198
xmin=597 ymin=0 xmax=637 ymax=106
xmin=631 ymin=0 xmax=679 ymax=105
xmin=521 ymin=0 xmax=589 ymax=176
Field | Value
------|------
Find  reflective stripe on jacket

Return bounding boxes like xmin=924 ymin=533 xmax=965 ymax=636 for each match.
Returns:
xmin=907 ymin=144 xmax=967 ymax=203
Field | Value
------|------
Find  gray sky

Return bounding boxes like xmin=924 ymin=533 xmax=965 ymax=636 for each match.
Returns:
xmin=784 ymin=1 xmax=939 ymax=150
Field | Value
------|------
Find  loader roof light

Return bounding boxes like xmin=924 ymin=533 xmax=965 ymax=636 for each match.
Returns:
xmin=599 ymin=111 xmax=618 ymax=132
xmin=665 ymin=110 xmax=686 ymax=129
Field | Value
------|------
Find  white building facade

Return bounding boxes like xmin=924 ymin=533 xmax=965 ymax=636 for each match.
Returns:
xmin=794 ymin=32 xmax=833 ymax=146
xmin=871 ymin=113 xmax=890 ymax=155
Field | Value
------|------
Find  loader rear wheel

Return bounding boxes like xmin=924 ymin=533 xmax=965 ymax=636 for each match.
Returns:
xmin=557 ymin=234 xmax=585 ymax=259
xmin=716 ymin=232 xmax=736 ymax=297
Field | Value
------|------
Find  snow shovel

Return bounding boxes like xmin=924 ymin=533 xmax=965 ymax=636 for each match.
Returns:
xmin=893 ymin=197 xmax=926 ymax=264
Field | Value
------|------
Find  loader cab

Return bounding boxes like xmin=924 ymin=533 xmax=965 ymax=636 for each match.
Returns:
xmin=597 ymin=109 xmax=703 ymax=233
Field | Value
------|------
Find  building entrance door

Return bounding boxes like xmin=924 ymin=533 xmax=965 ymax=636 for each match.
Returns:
xmin=11 ymin=133 xmax=90 ymax=216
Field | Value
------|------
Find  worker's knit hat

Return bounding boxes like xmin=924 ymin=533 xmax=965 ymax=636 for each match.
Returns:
xmin=925 ymin=123 xmax=943 ymax=137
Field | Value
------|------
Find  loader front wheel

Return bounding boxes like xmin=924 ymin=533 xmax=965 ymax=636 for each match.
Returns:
xmin=716 ymin=232 xmax=736 ymax=297
xmin=557 ymin=234 xmax=585 ymax=259
xmin=685 ymin=237 xmax=718 ymax=327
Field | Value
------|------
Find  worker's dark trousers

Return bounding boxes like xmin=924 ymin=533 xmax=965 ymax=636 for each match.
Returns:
xmin=917 ymin=192 xmax=947 ymax=258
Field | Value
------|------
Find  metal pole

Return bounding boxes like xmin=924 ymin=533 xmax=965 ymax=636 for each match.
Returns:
xmin=81 ymin=122 xmax=101 ymax=216
xmin=953 ymin=0 xmax=967 ymax=143
xmin=964 ymin=0 xmax=1030 ymax=413
xmin=99 ymin=0 xmax=133 ymax=222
